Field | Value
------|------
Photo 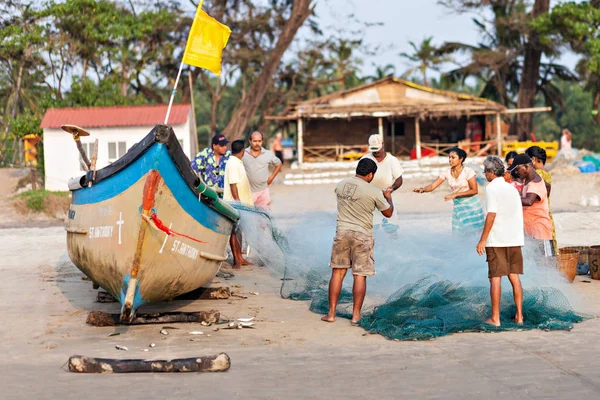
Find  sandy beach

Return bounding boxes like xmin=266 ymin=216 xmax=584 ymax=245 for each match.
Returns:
xmin=1 ymin=169 xmax=600 ymax=399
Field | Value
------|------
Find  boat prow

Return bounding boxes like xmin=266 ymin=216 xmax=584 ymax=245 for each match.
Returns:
xmin=65 ymin=124 xmax=239 ymax=322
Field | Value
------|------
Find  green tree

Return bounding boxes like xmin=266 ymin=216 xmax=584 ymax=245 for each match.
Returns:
xmin=0 ymin=1 xmax=47 ymax=164
xmin=399 ymin=37 xmax=451 ymax=87
xmin=534 ymin=80 xmax=600 ymax=151
xmin=438 ymin=0 xmax=576 ymax=140
xmin=222 ymin=0 xmax=315 ymax=140
xmin=533 ymin=1 xmax=600 ymax=127
xmin=366 ymin=64 xmax=396 ymax=82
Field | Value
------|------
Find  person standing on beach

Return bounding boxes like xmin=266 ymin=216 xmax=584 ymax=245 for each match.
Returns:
xmin=360 ymin=134 xmax=404 ymax=193
xmin=413 ymin=147 xmax=485 ymax=234
xmin=526 ymin=146 xmax=558 ymax=254
xmin=508 ymin=154 xmax=555 ymax=256
xmin=321 ymin=158 xmax=394 ymax=325
xmin=272 ymin=132 xmax=284 ymax=165
xmin=504 ymin=151 xmax=524 ymax=192
xmin=476 ymin=156 xmax=525 ymax=327
xmin=191 ymin=134 xmax=230 ymax=195
xmin=561 ymin=129 xmax=572 ymax=151
xmin=224 ymin=140 xmax=253 ymax=269
xmin=242 ymin=131 xmax=282 ymax=210
xmin=224 ymin=140 xmax=254 ymax=206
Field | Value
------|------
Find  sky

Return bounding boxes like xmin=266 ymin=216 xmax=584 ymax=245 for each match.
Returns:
xmin=313 ymin=0 xmax=580 ymax=78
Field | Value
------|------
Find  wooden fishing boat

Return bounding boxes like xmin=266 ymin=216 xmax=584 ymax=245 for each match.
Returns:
xmin=65 ymin=124 xmax=239 ymax=322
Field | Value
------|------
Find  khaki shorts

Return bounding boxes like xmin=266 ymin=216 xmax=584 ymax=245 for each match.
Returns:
xmin=330 ymin=230 xmax=375 ymax=276
xmin=486 ymin=246 xmax=524 ymax=278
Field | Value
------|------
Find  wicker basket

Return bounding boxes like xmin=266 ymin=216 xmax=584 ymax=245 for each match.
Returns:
xmin=561 ymin=246 xmax=589 ymax=266
xmin=557 ymin=249 xmax=579 ymax=282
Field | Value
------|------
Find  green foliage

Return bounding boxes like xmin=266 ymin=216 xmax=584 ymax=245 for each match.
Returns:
xmin=534 ymin=80 xmax=600 ymax=151
xmin=438 ymin=0 xmax=578 ymax=110
xmin=532 ymin=2 xmax=600 ymax=130
xmin=10 ymin=112 xmax=42 ymax=138
xmin=14 ymin=190 xmax=68 ymax=212
xmin=2 ymin=0 xmax=594 ymax=161
xmin=63 ymin=76 xmax=147 ymax=107
xmin=534 ymin=2 xmax=600 ymax=74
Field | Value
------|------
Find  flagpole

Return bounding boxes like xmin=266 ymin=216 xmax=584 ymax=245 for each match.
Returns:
xmin=164 ymin=61 xmax=185 ymax=125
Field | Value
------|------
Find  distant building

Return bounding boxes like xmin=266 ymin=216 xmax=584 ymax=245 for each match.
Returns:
xmin=268 ymin=77 xmax=509 ymax=162
xmin=41 ymin=104 xmax=196 ymax=191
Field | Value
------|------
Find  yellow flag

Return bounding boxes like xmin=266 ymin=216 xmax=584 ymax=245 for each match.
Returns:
xmin=182 ymin=2 xmax=231 ymax=75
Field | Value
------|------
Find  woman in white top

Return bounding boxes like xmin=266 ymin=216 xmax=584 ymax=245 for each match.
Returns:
xmin=413 ymin=147 xmax=485 ymax=234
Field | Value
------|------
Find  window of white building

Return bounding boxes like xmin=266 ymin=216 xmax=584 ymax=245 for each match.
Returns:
xmin=108 ymin=141 xmax=127 ymax=162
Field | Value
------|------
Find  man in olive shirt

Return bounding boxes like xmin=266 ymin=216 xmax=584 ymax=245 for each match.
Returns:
xmin=321 ymin=158 xmax=394 ymax=325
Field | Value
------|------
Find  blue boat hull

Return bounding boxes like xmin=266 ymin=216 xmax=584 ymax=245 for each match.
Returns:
xmin=65 ymin=125 xmax=238 ymax=321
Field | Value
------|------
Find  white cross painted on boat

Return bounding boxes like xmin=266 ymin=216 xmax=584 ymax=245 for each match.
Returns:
xmin=116 ymin=212 xmax=124 ymax=245
xmin=159 ymin=222 xmax=173 ymax=254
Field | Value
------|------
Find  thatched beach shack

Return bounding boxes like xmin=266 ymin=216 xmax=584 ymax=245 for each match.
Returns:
xmin=267 ymin=77 xmax=548 ymax=164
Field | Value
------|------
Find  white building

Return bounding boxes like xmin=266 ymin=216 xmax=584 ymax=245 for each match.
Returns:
xmin=41 ymin=104 xmax=197 ymax=191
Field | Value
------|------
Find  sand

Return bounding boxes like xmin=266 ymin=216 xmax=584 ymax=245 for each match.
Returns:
xmin=1 ymin=168 xmax=600 ymax=399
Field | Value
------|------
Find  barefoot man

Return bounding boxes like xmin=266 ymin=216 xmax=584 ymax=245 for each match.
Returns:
xmin=321 ymin=158 xmax=394 ymax=325
xmin=477 ymin=156 xmax=525 ymax=326
xmin=224 ymin=140 xmax=253 ymax=269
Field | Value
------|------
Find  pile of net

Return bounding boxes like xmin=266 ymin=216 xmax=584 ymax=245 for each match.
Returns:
xmin=233 ymin=205 xmax=588 ymax=341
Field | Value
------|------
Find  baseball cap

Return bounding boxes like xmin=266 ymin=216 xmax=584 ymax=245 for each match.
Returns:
xmin=507 ymin=154 xmax=532 ymax=172
xmin=368 ymin=134 xmax=383 ymax=152
xmin=211 ymin=134 xmax=229 ymax=146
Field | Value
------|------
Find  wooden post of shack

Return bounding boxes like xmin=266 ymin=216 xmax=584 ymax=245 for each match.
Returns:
xmin=415 ymin=117 xmax=422 ymax=159
xmin=391 ymin=120 xmax=396 ymax=155
xmin=297 ymin=117 xmax=304 ymax=165
xmin=496 ymin=113 xmax=502 ymax=156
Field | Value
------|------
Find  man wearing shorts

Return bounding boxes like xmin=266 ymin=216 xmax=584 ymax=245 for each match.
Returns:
xmin=321 ymin=158 xmax=394 ymax=325
xmin=477 ymin=156 xmax=525 ymax=326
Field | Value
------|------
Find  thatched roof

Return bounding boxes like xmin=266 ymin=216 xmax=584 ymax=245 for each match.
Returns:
xmin=268 ymin=77 xmax=505 ymax=120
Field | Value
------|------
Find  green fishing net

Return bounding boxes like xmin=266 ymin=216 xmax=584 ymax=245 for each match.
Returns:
xmin=232 ymin=204 xmax=589 ymax=341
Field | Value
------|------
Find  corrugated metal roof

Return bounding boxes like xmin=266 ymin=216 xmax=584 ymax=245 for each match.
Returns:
xmin=41 ymin=104 xmax=191 ymax=129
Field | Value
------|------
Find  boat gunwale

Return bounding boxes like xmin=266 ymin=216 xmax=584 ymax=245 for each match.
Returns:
xmin=70 ymin=124 xmax=239 ymax=223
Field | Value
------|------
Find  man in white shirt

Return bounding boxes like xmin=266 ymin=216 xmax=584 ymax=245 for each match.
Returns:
xmin=224 ymin=140 xmax=254 ymax=206
xmin=477 ymin=156 xmax=525 ymax=327
xmin=224 ymin=140 xmax=252 ymax=269
xmin=360 ymin=134 xmax=404 ymax=193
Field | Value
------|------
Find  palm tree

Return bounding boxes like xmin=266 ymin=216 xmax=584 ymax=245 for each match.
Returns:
xmin=399 ymin=37 xmax=451 ymax=87
xmin=366 ymin=63 xmax=396 ymax=82
xmin=438 ymin=0 xmax=577 ymax=139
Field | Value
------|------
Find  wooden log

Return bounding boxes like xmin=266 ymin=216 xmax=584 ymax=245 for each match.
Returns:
xmin=86 ymin=310 xmax=220 ymax=327
xmin=68 ymin=353 xmax=231 ymax=373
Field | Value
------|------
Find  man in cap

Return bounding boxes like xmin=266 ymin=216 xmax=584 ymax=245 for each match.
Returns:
xmin=242 ymin=131 xmax=282 ymax=210
xmin=477 ymin=156 xmax=525 ymax=326
xmin=360 ymin=134 xmax=404 ymax=194
xmin=508 ymin=154 xmax=554 ymax=256
xmin=360 ymin=134 xmax=403 ymax=228
xmin=191 ymin=134 xmax=231 ymax=195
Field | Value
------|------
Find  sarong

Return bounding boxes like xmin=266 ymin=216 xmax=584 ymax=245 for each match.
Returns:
xmin=452 ymin=196 xmax=485 ymax=234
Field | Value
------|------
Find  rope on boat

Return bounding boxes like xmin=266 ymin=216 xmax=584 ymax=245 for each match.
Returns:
xmin=141 ymin=213 xmax=209 ymax=244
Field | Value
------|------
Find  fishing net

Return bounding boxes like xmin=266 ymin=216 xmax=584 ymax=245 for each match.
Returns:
xmin=231 ymin=204 xmax=588 ymax=341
